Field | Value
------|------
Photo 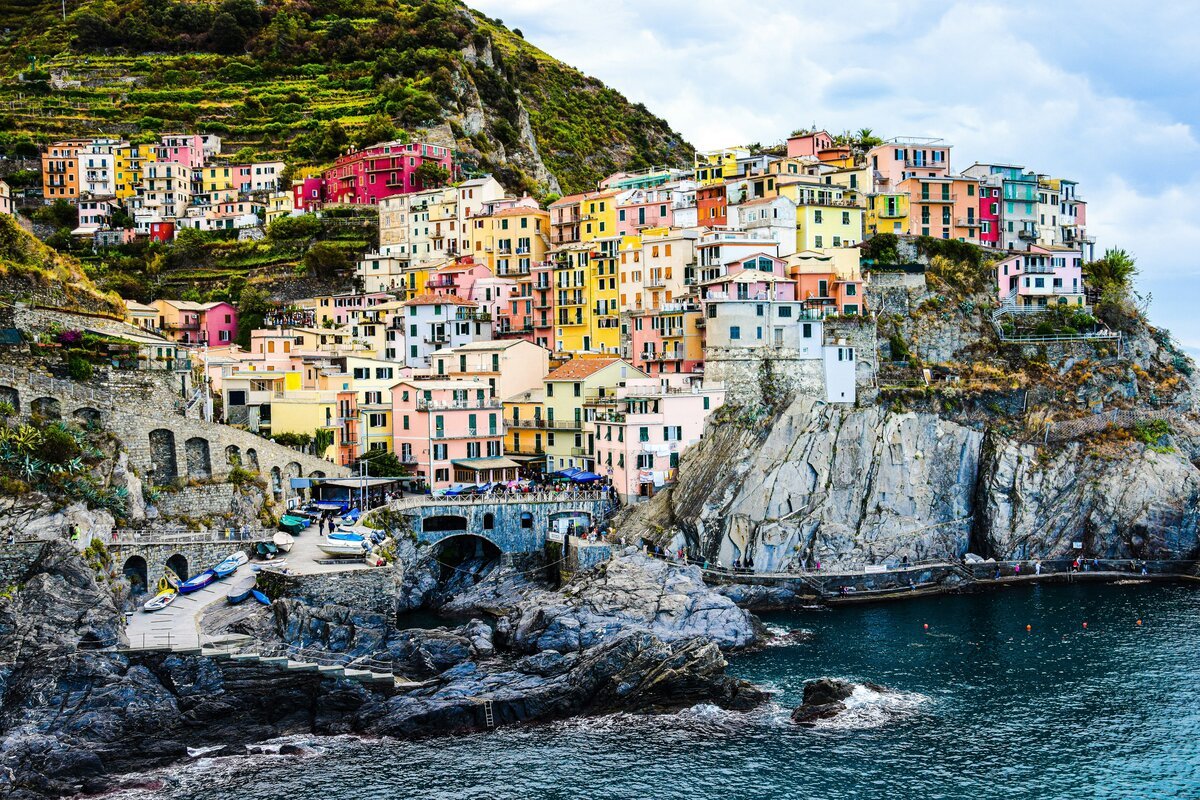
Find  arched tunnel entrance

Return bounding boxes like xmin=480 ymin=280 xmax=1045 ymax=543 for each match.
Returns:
xmin=426 ymin=533 xmax=502 ymax=604
xmin=122 ymin=555 xmax=148 ymax=594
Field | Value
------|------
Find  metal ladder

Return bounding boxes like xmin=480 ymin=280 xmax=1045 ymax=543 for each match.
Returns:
xmin=483 ymin=699 xmax=495 ymax=729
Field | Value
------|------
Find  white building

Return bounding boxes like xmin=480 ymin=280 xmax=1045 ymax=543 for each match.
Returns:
xmin=399 ymin=295 xmax=493 ymax=369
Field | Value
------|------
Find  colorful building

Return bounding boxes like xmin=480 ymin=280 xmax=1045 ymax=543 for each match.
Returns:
xmin=150 ymin=300 xmax=238 ymax=345
xmin=391 ymin=378 xmax=509 ymax=489
xmin=320 ymin=140 xmax=455 ymax=206
xmin=540 ymin=357 xmax=648 ymax=474
xmin=995 ymin=245 xmax=1085 ymax=308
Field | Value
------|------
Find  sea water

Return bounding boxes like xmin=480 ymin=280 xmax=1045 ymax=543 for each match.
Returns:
xmin=124 ymin=582 xmax=1200 ymax=799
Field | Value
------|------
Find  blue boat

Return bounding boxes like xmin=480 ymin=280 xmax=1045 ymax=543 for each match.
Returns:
xmin=226 ymin=575 xmax=256 ymax=605
xmin=178 ymin=569 xmax=216 ymax=594
xmin=211 ymin=552 xmax=249 ymax=579
xmin=251 ymin=589 xmax=271 ymax=605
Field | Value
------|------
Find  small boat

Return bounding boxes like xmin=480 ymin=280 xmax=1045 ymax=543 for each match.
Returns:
xmin=251 ymin=560 xmax=287 ymax=573
xmin=142 ymin=589 xmax=177 ymax=612
xmin=226 ymin=575 xmax=257 ymax=605
xmin=178 ymin=569 xmax=217 ymax=594
xmin=272 ymin=531 xmax=295 ymax=553
xmin=278 ymin=515 xmax=308 ymax=535
xmin=251 ymin=589 xmax=271 ymax=605
xmin=211 ymin=551 xmax=249 ymax=579
xmin=340 ymin=508 xmax=361 ymax=525
xmin=317 ymin=531 xmax=370 ymax=557
xmin=256 ymin=541 xmax=279 ymax=558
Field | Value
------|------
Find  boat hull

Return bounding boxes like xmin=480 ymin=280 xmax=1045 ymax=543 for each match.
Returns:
xmin=272 ymin=532 xmax=295 ymax=553
xmin=142 ymin=591 xmax=177 ymax=612
xmin=317 ymin=541 xmax=369 ymax=557
xmin=178 ymin=570 xmax=216 ymax=594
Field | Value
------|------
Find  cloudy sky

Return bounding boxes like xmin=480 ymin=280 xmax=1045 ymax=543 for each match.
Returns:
xmin=473 ymin=0 xmax=1200 ymax=354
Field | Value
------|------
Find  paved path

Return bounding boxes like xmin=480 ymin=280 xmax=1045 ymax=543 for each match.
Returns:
xmin=126 ymin=566 xmax=252 ymax=649
xmin=269 ymin=520 xmax=371 ymax=576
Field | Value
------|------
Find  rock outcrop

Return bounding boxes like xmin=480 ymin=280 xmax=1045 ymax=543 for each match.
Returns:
xmin=791 ymin=678 xmax=887 ymax=726
xmin=510 ymin=552 xmax=760 ymax=653
xmin=626 ymin=394 xmax=1200 ymax=569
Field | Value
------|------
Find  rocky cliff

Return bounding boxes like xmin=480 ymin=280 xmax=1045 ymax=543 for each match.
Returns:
xmin=626 ymin=392 xmax=1200 ymax=570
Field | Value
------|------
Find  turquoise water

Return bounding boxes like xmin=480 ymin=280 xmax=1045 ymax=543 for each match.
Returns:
xmin=147 ymin=583 xmax=1200 ymax=799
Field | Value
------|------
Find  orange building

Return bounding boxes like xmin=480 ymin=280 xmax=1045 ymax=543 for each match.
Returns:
xmin=42 ymin=140 xmax=89 ymax=201
xmin=696 ymin=184 xmax=727 ymax=226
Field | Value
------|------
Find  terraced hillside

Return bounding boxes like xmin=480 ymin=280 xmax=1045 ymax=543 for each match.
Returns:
xmin=0 ymin=0 xmax=693 ymax=196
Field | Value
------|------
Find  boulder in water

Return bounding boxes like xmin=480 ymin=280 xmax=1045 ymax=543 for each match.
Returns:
xmin=791 ymin=678 xmax=886 ymax=726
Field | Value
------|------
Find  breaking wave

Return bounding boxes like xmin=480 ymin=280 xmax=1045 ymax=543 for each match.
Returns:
xmin=808 ymin=682 xmax=930 ymax=731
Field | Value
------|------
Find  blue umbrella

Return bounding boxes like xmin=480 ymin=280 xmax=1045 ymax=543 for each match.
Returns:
xmin=570 ymin=471 xmax=603 ymax=483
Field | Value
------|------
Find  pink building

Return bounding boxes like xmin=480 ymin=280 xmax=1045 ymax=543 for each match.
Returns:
xmin=321 ymin=140 xmax=455 ymax=206
xmin=995 ymin=245 xmax=1085 ymax=308
xmin=151 ymin=300 xmax=237 ymax=346
xmin=786 ymin=130 xmax=833 ymax=159
xmin=979 ymin=184 xmax=1001 ymax=248
xmin=293 ymin=177 xmax=323 ymax=211
xmin=591 ymin=379 xmax=725 ymax=503
xmin=426 ymin=262 xmax=493 ymax=298
xmin=868 ymin=138 xmax=951 ymax=191
xmin=391 ymin=378 xmax=511 ymax=489
xmin=157 ymin=134 xmax=206 ymax=170
xmin=615 ymin=188 xmax=676 ymax=236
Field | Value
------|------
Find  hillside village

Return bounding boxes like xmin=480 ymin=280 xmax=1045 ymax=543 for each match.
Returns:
xmin=2 ymin=123 xmax=1181 ymax=518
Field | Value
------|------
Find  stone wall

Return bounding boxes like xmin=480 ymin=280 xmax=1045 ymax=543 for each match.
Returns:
xmin=0 ymin=542 xmax=50 ymax=586
xmin=262 ymin=567 xmax=400 ymax=615
xmin=703 ymin=347 xmax=825 ymax=408
xmin=825 ymin=317 xmax=879 ymax=404
xmin=867 ymin=272 xmax=928 ymax=317
xmin=108 ymin=539 xmax=259 ymax=588
xmin=152 ymin=483 xmax=248 ymax=519
xmin=398 ymin=496 xmax=614 ymax=555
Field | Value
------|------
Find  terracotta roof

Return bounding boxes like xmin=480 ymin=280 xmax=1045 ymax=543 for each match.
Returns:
xmin=486 ymin=206 xmax=547 ymax=217
xmin=738 ymin=196 xmax=787 ymax=208
xmin=546 ymin=357 xmax=621 ymax=381
xmin=403 ymin=293 xmax=477 ymax=307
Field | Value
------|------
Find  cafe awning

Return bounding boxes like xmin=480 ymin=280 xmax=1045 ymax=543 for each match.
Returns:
xmin=451 ymin=457 xmax=521 ymax=471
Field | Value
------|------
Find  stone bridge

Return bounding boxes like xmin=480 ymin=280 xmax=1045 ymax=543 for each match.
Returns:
xmin=0 ymin=364 xmax=348 ymax=502
xmin=389 ymin=492 xmax=615 ymax=555
xmin=106 ymin=532 xmax=269 ymax=591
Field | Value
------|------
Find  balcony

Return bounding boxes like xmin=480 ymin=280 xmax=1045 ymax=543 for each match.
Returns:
xmin=418 ymin=398 xmax=503 ymax=411
xmin=570 ymin=447 xmax=590 ymax=457
xmin=508 ymin=418 xmax=548 ymax=429
xmin=917 ymin=194 xmax=957 ymax=204
xmin=426 ymin=278 xmax=457 ymax=289
xmin=508 ymin=443 xmax=546 ymax=456
xmin=955 ymin=217 xmax=981 ymax=227
xmin=424 ymin=335 xmax=450 ymax=345
xmin=645 ymin=277 xmax=666 ymax=289
xmin=543 ymin=419 xmax=583 ymax=430
xmin=1018 ymin=228 xmax=1039 ymax=241
xmin=499 ymin=264 xmax=531 ymax=276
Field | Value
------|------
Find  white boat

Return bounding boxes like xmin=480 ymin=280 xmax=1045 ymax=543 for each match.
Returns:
xmin=212 ymin=551 xmax=250 ymax=579
xmin=317 ymin=531 xmax=371 ymax=557
xmin=226 ymin=575 xmax=257 ymax=604
xmin=272 ymin=531 xmax=295 ymax=553
xmin=142 ymin=589 xmax=177 ymax=612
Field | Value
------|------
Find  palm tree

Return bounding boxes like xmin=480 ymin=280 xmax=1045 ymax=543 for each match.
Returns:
xmin=855 ymin=128 xmax=883 ymax=148
xmin=1085 ymin=248 xmax=1137 ymax=290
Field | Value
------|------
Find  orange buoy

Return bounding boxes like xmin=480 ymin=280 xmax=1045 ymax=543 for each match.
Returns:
xmin=923 ymin=623 xmax=929 ymax=631
xmin=1026 ymin=624 xmax=1032 ymax=632
xmin=1136 ymin=619 xmax=1143 ymax=626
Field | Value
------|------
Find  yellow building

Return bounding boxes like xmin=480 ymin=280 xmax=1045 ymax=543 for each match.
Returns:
xmin=201 ymin=165 xmax=237 ymax=194
xmin=694 ymin=147 xmax=747 ymax=185
xmin=467 ymin=205 xmax=551 ymax=273
xmin=865 ymin=193 xmax=910 ymax=237
xmin=779 ymin=179 xmax=865 ymax=251
xmin=265 ymin=191 xmax=294 ymax=224
xmin=114 ymin=143 xmax=155 ymax=200
xmin=503 ymin=387 xmax=548 ymax=464
xmin=551 ymin=244 xmax=590 ymax=353
xmin=579 ymin=191 xmax=618 ymax=241
xmin=540 ymin=357 xmax=647 ymax=473
xmin=320 ymin=356 xmax=403 ymax=455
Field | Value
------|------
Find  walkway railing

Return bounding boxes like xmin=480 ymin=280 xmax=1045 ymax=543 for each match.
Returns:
xmin=107 ymin=528 xmax=270 ymax=545
xmin=390 ymin=490 xmax=613 ymax=509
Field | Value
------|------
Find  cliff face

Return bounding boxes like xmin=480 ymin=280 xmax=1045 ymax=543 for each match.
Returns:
xmin=627 ymin=395 xmax=1200 ymax=570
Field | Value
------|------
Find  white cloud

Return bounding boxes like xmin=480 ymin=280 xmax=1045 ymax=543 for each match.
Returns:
xmin=472 ymin=0 xmax=1200 ymax=341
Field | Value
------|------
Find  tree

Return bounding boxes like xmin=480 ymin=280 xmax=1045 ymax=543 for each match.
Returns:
xmin=209 ymin=12 xmax=248 ymax=54
xmin=854 ymin=128 xmax=883 ymax=149
xmin=414 ymin=160 xmax=450 ymax=189
xmin=33 ymin=200 xmax=78 ymax=230
xmin=235 ymin=285 xmax=271 ymax=348
xmin=354 ymin=114 xmax=398 ymax=149
xmin=317 ymin=120 xmax=350 ymax=160
xmin=357 ymin=448 xmax=408 ymax=478
xmin=303 ymin=242 xmax=350 ymax=279
xmin=1084 ymin=248 xmax=1137 ymax=292
xmin=267 ymin=213 xmax=321 ymax=242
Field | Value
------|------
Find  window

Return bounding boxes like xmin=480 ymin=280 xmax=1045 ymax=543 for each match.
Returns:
xmin=432 ymin=443 xmax=447 ymax=460
xmin=547 ymin=383 xmax=554 ymax=397
xmin=842 ymin=212 xmax=850 ymax=225
xmin=639 ymin=426 xmax=649 ymax=442
xmin=636 ymin=454 xmax=654 ymax=469
xmin=730 ymin=325 xmax=741 ymax=340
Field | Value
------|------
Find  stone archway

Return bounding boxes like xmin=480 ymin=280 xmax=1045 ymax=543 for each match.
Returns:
xmin=0 ymin=385 xmax=18 ymax=413
xmin=225 ymin=444 xmax=242 ymax=468
xmin=149 ymin=429 xmax=178 ymax=484
xmin=31 ymin=397 xmax=61 ymax=420
xmin=165 ymin=553 xmax=189 ymax=582
xmin=284 ymin=462 xmax=302 ymax=497
xmin=245 ymin=448 xmax=260 ymax=472
xmin=73 ymin=407 xmax=102 ymax=427
xmin=185 ymin=437 xmax=212 ymax=480
xmin=270 ymin=466 xmax=283 ymax=500
xmin=310 ymin=470 xmax=326 ymax=478
xmin=423 ymin=514 xmax=469 ymax=534
xmin=122 ymin=555 xmax=148 ymax=594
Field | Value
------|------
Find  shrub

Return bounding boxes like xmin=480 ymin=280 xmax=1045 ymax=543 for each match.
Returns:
xmin=228 ymin=465 xmax=255 ymax=484
xmin=67 ymin=353 xmax=93 ymax=382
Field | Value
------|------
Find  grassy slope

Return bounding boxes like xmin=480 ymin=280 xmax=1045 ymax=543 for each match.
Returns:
xmin=0 ymin=0 xmax=693 ymax=195
xmin=0 ymin=214 xmax=124 ymax=314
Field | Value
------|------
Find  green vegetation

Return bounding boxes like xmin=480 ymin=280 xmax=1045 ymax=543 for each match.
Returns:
xmin=1085 ymin=248 xmax=1142 ymax=332
xmin=0 ymin=418 xmax=128 ymax=514
xmin=0 ymin=214 xmax=123 ymax=314
xmin=356 ymin=447 xmax=408 ymax=477
xmin=0 ymin=0 xmax=691 ymax=195
xmin=1132 ymin=419 xmax=1173 ymax=453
